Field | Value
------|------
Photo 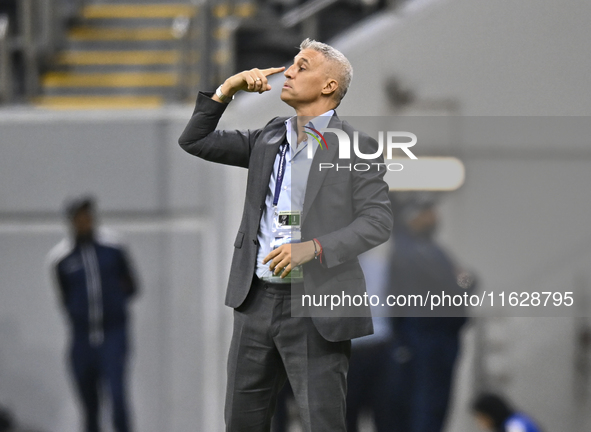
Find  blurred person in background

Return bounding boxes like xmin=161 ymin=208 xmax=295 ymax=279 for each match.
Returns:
xmin=0 ymin=406 xmax=13 ymax=432
xmin=47 ymin=196 xmax=139 ymax=432
xmin=345 ymin=243 xmax=395 ymax=432
xmin=386 ymin=191 xmax=476 ymax=432
xmin=472 ymin=393 xmax=543 ymax=432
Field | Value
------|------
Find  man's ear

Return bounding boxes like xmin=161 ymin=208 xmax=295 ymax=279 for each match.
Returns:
xmin=322 ymin=79 xmax=339 ymax=97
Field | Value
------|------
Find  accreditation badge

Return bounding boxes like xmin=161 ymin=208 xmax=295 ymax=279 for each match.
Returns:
xmin=270 ymin=210 xmax=303 ymax=281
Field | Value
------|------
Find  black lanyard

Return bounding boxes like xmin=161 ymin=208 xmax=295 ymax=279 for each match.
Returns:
xmin=273 ymin=143 xmax=289 ymax=206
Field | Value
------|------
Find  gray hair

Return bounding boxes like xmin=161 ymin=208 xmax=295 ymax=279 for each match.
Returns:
xmin=299 ymin=38 xmax=353 ymax=105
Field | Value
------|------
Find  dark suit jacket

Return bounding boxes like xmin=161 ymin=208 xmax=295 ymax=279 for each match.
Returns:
xmin=179 ymin=92 xmax=393 ymax=341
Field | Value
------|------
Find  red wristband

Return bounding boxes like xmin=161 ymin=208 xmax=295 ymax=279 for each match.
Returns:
xmin=313 ymin=238 xmax=323 ymax=264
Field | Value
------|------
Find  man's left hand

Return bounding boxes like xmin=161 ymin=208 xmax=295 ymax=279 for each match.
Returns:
xmin=263 ymin=241 xmax=316 ymax=278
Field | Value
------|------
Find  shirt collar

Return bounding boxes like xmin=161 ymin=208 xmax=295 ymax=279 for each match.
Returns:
xmin=285 ymin=109 xmax=334 ymax=146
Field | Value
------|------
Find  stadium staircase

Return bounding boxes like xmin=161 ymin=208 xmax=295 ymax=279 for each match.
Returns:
xmin=32 ymin=0 xmax=378 ymax=110
xmin=35 ymin=2 xmax=201 ymax=109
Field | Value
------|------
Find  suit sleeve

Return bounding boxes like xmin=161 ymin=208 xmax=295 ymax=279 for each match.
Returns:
xmin=178 ymin=91 xmax=262 ymax=168
xmin=316 ymin=135 xmax=393 ymax=268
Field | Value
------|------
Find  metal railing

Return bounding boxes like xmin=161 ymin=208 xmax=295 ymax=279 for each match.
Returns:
xmin=20 ymin=0 xmax=66 ymax=98
xmin=281 ymin=0 xmax=341 ymax=40
xmin=213 ymin=16 xmax=240 ymax=87
xmin=0 ymin=0 xmax=71 ymax=105
xmin=173 ymin=4 xmax=207 ymax=101
xmin=0 ymin=14 xmax=11 ymax=103
xmin=208 ymin=0 xmax=250 ymax=94
xmin=171 ymin=2 xmax=208 ymax=101
xmin=177 ymin=0 xmax=248 ymax=100
xmin=20 ymin=0 xmax=39 ymax=97
xmin=173 ymin=14 xmax=192 ymax=100
xmin=177 ymin=0 xmax=377 ymax=99
xmin=202 ymin=0 xmax=342 ymax=91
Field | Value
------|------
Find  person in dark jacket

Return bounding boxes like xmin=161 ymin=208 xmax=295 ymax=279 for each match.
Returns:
xmin=472 ymin=393 xmax=544 ymax=432
xmin=47 ymin=196 xmax=139 ymax=432
xmin=386 ymin=192 xmax=476 ymax=432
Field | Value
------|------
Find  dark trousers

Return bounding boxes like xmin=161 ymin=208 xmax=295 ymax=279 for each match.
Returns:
xmin=225 ymin=277 xmax=351 ymax=432
xmin=346 ymin=341 xmax=393 ymax=432
xmin=70 ymin=326 xmax=131 ymax=432
xmin=271 ymin=381 xmax=293 ymax=432
xmin=388 ymin=318 xmax=464 ymax=432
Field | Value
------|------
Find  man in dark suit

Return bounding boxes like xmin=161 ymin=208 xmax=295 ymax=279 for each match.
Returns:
xmin=179 ymin=38 xmax=392 ymax=432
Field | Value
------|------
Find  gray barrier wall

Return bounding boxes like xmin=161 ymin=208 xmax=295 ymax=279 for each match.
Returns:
xmin=0 ymin=108 xmax=246 ymax=432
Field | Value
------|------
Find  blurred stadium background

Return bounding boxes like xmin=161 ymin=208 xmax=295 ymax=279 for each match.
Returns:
xmin=1 ymin=0 xmax=591 ymax=431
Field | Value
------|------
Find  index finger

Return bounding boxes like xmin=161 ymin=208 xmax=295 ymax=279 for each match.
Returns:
xmin=261 ymin=67 xmax=286 ymax=77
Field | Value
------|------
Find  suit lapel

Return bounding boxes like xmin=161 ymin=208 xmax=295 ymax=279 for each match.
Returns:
xmin=256 ymin=125 xmax=286 ymax=208
xmin=302 ymin=115 xmax=342 ymax=225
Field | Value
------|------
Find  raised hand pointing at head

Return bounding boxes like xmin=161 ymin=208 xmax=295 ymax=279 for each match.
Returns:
xmin=213 ymin=67 xmax=286 ymax=103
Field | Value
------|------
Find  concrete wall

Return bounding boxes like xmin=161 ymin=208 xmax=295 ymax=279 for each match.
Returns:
xmin=1 ymin=0 xmax=591 ymax=431
xmin=0 ymin=109 xmax=245 ymax=432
